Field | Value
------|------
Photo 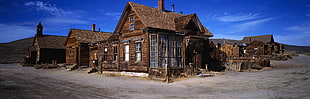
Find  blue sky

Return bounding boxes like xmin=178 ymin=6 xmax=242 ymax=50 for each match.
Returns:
xmin=0 ymin=0 xmax=309 ymax=46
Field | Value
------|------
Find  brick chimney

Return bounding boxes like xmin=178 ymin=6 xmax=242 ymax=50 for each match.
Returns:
xmin=158 ymin=0 xmax=165 ymax=11
xmin=92 ymin=24 xmax=96 ymax=32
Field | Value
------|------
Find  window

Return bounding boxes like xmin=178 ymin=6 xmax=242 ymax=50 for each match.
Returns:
xmin=130 ymin=15 xmax=134 ymax=23
xmin=103 ymin=47 xmax=107 ymax=61
xmin=130 ymin=24 xmax=134 ymax=31
xmin=176 ymin=37 xmax=182 ymax=67
xmin=150 ymin=35 xmax=158 ymax=67
xmin=113 ymin=45 xmax=118 ymax=61
xmin=129 ymin=15 xmax=134 ymax=31
xmin=169 ymin=36 xmax=175 ymax=67
xmin=136 ymin=42 xmax=142 ymax=61
xmin=159 ymin=35 xmax=168 ymax=67
xmin=150 ymin=34 xmax=183 ymax=68
xmin=124 ymin=45 xmax=130 ymax=61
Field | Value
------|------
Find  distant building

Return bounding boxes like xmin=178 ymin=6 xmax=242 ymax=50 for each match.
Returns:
xmin=209 ymin=34 xmax=284 ymax=71
xmin=28 ymin=22 xmax=67 ymax=64
xmin=242 ymin=35 xmax=284 ymax=56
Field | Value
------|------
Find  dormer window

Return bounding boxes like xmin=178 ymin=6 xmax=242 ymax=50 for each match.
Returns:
xmin=130 ymin=15 xmax=134 ymax=23
xmin=129 ymin=15 xmax=134 ymax=31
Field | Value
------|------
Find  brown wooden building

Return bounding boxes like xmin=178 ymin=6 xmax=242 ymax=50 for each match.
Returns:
xmin=242 ymin=34 xmax=284 ymax=56
xmin=94 ymin=1 xmax=213 ymax=77
xmin=65 ymin=25 xmax=112 ymax=67
xmin=209 ymin=35 xmax=284 ymax=71
xmin=28 ymin=22 xmax=67 ymax=64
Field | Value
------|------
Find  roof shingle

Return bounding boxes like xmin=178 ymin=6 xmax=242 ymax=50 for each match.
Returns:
xmin=70 ymin=29 xmax=112 ymax=43
xmin=116 ymin=2 xmax=213 ymax=36
xmin=37 ymin=35 xmax=67 ymax=49
xmin=242 ymin=35 xmax=274 ymax=44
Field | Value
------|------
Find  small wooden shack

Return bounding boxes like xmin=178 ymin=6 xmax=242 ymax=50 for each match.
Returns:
xmin=28 ymin=22 xmax=67 ymax=65
xmin=94 ymin=1 xmax=213 ymax=78
xmin=65 ymin=25 xmax=112 ymax=67
xmin=242 ymin=34 xmax=284 ymax=56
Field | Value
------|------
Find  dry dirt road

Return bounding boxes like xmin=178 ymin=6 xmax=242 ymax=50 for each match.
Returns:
xmin=1 ymin=55 xmax=309 ymax=99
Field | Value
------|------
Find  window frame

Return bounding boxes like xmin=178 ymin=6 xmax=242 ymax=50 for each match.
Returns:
xmin=150 ymin=34 xmax=183 ymax=68
xmin=124 ymin=44 xmax=130 ymax=61
xmin=103 ymin=47 xmax=107 ymax=62
xmin=159 ymin=35 xmax=168 ymax=67
xmin=129 ymin=15 xmax=135 ymax=31
xmin=135 ymin=42 xmax=142 ymax=61
xmin=168 ymin=36 xmax=175 ymax=67
xmin=130 ymin=24 xmax=134 ymax=31
xmin=113 ymin=45 xmax=118 ymax=61
xmin=176 ymin=37 xmax=183 ymax=67
xmin=150 ymin=34 xmax=158 ymax=67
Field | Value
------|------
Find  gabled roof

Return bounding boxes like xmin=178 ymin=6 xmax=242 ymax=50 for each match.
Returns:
xmin=175 ymin=14 xmax=213 ymax=36
xmin=66 ymin=29 xmax=112 ymax=45
xmin=35 ymin=35 xmax=67 ymax=49
xmin=242 ymin=34 xmax=274 ymax=44
xmin=115 ymin=2 xmax=213 ymax=36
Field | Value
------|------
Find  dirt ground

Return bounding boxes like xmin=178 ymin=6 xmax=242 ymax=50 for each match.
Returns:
xmin=0 ymin=55 xmax=309 ymax=99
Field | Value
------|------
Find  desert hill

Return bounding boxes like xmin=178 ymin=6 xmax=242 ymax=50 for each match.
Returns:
xmin=284 ymin=44 xmax=310 ymax=54
xmin=0 ymin=37 xmax=34 ymax=63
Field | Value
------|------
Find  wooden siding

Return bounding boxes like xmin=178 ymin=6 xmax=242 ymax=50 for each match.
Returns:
xmin=66 ymin=33 xmax=78 ymax=65
xmin=119 ymin=34 xmax=149 ymax=72
xmin=120 ymin=9 xmax=145 ymax=34
xmin=66 ymin=47 xmax=76 ymax=64
xmin=245 ymin=41 xmax=267 ymax=57
xmin=65 ymin=32 xmax=89 ymax=66
xmin=89 ymin=46 xmax=99 ymax=68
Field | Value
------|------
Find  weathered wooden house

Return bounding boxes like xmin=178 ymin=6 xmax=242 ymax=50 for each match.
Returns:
xmin=28 ymin=22 xmax=67 ymax=64
xmin=65 ymin=24 xmax=112 ymax=67
xmin=208 ymin=35 xmax=284 ymax=71
xmin=95 ymin=1 xmax=213 ymax=77
xmin=242 ymin=34 xmax=284 ymax=56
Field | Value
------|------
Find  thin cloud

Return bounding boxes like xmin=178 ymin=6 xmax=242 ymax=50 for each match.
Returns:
xmin=24 ymin=1 xmax=72 ymax=17
xmin=286 ymin=25 xmax=310 ymax=34
xmin=214 ymin=13 xmax=262 ymax=22
xmin=276 ymin=34 xmax=310 ymax=46
xmin=231 ymin=17 xmax=274 ymax=33
xmin=279 ymin=24 xmax=310 ymax=46
xmin=24 ymin=1 xmax=90 ymax=28
xmin=43 ymin=17 xmax=89 ymax=25
xmin=105 ymin=12 xmax=122 ymax=20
